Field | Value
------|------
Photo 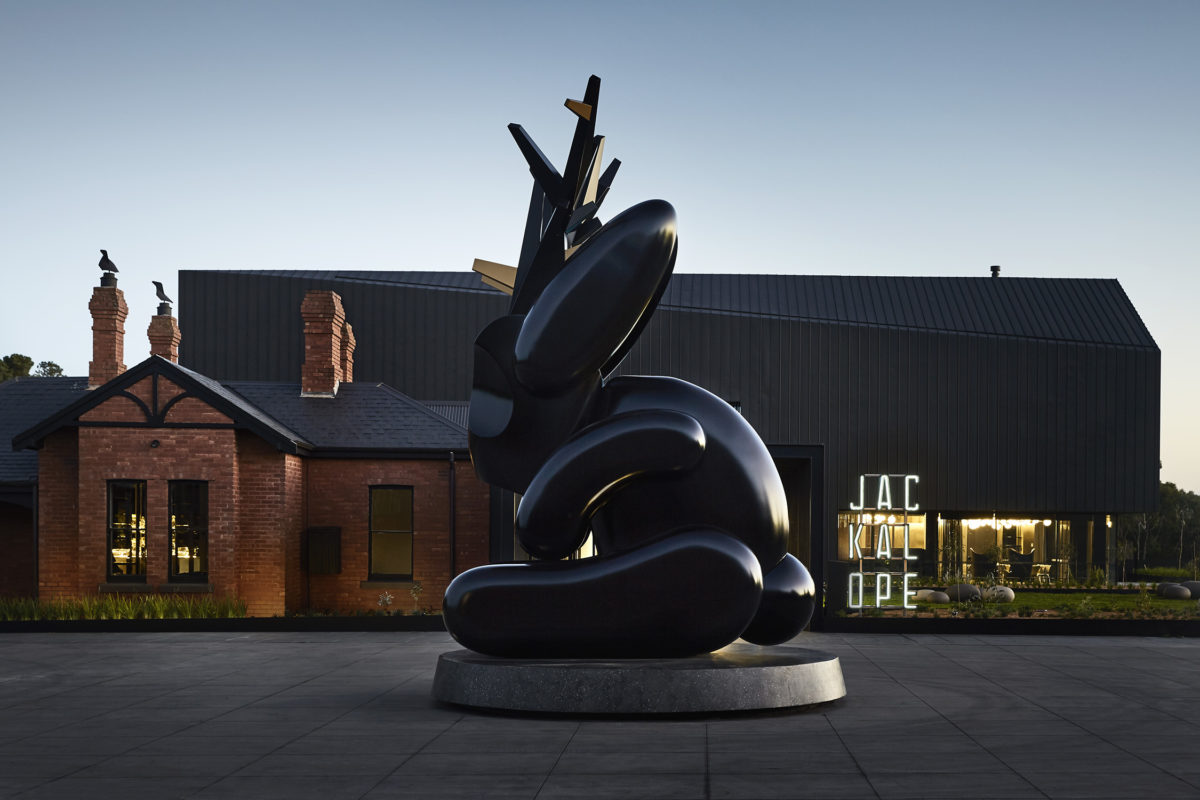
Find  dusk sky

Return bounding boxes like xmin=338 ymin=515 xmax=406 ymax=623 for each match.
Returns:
xmin=2 ymin=1 xmax=1198 ymax=490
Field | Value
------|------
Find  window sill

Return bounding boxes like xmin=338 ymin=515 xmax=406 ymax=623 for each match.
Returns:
xmin=360 ymin=580 xmax=415 ymax=589
xmin=98 ymin=583 xmax=153 ymax=593
xmin=156 ymin=583 xmax=213 ymax=593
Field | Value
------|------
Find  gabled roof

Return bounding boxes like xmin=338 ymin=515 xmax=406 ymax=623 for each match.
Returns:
xmin=0 ymin=377 xmax=89 ymax=484
xmin=224 ymin=382 xmax=468 ymax=455
xmin=9 ymin=356 xmax=469 ymax=459
xmin=12 ymin=357 xmax=308 ymax=454
xmin=213 ymin=270 xmax=1155 ymax=348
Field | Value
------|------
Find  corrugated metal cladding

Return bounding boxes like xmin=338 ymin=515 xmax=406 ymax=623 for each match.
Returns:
xmin=179 ymin=271 xmax=509 ymax=399
xmin=179 ymin=270 xmax=1160 ymax=515
xmin=615 ymin=309 xmax=1159 ymax=516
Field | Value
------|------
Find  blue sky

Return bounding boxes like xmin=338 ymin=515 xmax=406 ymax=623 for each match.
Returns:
xmin=2 ymin=0 xmax=1198 ymax=490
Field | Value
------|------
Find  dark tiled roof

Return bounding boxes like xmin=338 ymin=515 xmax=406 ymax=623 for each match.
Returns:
xmin=219 ymin=271 xmax=1154 ymax=348
xmin=10 ymin=358 xmax=465 ymax=460
xmin=10 ymin=357 xmax=310 ymax=455
xmin=224 ymin=382 xmax=468 ymax=453
xmin=168 ymin=361 xmax=307 ymax=447
xmin=422 ymin=401 xmax=469 ymax=430
xmin=0 ymin=377 xmax=89 ymax=483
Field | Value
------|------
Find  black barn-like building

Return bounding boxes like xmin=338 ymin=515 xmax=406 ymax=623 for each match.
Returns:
xmin=180 ymin=270 xmax=1160 ymax=618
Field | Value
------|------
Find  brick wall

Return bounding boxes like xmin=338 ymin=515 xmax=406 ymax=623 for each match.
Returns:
xmin=29 ymin=373 xmax=490 ymax=616
xmin=71 ymin=426 xmax=239 ymax=596
xmin=37 ymin=430 xmax=79 ymax=600
xmin=234 ymin=432 xmax=293 ymax=616
xmin=454 ymin=459 xmax=491 ymax=577
xmin=79 ymin=395 xmax=145 ymax=423
xmin=165 ymin=397 xmax=232 ymax=424
xmin=305 ymin=457 xmax=490 ymax=614
xmin=282 ymin=453 xmax=306 ymax=614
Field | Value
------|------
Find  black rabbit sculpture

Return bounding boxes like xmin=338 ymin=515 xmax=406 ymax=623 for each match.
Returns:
xmin=443 ymin=76 xmax=815 ymax=658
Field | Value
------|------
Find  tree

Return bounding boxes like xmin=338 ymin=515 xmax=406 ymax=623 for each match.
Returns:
xmin=0 ymin=353 xmax=33 ymax=383
xmin=1179 ymin=505 xmax=1193 ymax=571
xmin=34 ymin=361 xmax=63 ymax=377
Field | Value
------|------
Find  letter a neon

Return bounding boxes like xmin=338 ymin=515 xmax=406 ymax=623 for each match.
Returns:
xmin=877 ymin=475 xmax=892 ymax=509
xmin=875 ymin=524 xmax=892 ymax=559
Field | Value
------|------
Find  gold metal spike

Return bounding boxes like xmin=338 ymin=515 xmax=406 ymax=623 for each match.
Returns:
xmin=473 ymin=258 xmax=517 ymax=295
xmin=581 ymin=137 xmax=604 ymax=207
xmin=564 ymin=98 xmax=593 ymax=120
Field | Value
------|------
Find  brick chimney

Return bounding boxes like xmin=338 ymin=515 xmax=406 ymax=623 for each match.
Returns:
xmin=340 ymin=321 xmax=356 ymax=383
xmin=89 ymin=273 xmax=128 ymax=389
xmin=301 ymin=290 xmax=354 ymax=397
xmin=147 ymin=301 xmax=181 ymax=363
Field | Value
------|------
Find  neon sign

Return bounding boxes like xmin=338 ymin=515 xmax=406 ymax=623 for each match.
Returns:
xmin=848 ymin=473 xmax=920 ymax=610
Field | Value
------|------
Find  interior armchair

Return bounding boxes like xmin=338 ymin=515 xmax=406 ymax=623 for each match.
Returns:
xmin=1007 ymin=547 xmax=1036 ymax=580
xmin=970 ymin=548 xmax=999 ymax=580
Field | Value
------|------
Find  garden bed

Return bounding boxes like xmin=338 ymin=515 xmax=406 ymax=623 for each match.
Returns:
xmin=0 ymin=614 xmax=448 ymax=633
xmin=825 ymin=585 xmax=1200 ymax=635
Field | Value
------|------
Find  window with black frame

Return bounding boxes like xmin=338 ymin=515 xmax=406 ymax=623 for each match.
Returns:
xmin=108 ymin=480 xmax=147 ymax=580
xmin=369 ymin=486 xmax=413 ymax=580
xmin=169 ymin=481 xmax=208 ymax=581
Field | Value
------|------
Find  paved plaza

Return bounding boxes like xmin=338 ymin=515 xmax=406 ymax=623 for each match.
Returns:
xmin=0 ymin=631 xmax=1198 ymax=799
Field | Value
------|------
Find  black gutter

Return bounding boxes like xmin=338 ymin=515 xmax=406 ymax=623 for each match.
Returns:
xmin=449 ymin=451 xmax=457 ymax=578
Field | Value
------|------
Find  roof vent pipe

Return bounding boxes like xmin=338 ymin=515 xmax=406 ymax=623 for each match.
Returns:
xmin=990 ymin=265 xmax=1001 ymax=278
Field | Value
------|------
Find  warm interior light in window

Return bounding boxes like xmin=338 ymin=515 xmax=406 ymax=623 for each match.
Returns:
xmin=1043 ymin=519 xmax=1052 ymax=526
xmin=962 ymin=517 xmax=1044 ymax=530
xmin=887 ymin=515 xmax=896 ymax=524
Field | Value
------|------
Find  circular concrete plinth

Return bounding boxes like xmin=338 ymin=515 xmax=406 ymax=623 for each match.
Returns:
xmin=431 ymin=643 xmax=846 ymax=715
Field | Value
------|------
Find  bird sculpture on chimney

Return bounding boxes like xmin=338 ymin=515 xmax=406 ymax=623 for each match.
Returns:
xmin=98 ymin=250 xmax=118 ymax=274
xmin=152 ymin=281 xmax=172 ymax=304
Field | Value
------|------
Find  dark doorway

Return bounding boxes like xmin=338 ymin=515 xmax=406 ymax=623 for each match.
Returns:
xmin=772 ymin=446 xmax=825 ymax=626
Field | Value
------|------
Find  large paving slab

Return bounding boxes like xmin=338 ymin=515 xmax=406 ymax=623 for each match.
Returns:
xmin=0 ymin=631 xmax=1199 ymax=798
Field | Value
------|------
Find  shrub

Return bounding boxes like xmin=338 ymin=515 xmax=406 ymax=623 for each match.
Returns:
xmin=0 ymin=594 xmax=247 ymax=621
xmin=1137 ymin=566 xmax=1192 ymax=582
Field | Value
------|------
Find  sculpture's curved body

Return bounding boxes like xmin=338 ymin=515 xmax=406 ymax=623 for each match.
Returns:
xmin=444 ymin=77 xmax=815 ymax=658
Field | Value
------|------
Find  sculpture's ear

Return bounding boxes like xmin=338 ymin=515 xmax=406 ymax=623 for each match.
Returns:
xmin=468 ymin=315 xmax=521 ymax=438
xmin=514 ymin=200 xmax=677 ymax=394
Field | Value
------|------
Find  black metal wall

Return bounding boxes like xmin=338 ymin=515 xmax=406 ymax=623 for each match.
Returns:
xmin=615 ymin=309 xmax=1160 ymax=516
xmin=179 ymin=270 xmax=1160 ymax=520
xmin=179 ymin=271 xmax=508 ymax=399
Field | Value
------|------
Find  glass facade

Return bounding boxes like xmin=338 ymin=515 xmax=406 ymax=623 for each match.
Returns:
xmin=934 ymin=514 xmax=1112 ymax=584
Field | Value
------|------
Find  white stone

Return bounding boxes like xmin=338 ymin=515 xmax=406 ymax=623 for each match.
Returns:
xmin=1161 ymin=583 xmax=1191 ymax=600
xmin=946 ymin=583 xmax=981 ymax=602
xmin=983 ymin=585 xmax=1015 ymax=603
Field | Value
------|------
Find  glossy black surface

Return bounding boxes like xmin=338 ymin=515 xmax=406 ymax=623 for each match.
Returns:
xmin=444 ymin=530 xmax=763 ymax=658
xmin=445 ymin=76 xmax=816 ymax=658
xmin=739 ymin=554 xmax=817 ymax=646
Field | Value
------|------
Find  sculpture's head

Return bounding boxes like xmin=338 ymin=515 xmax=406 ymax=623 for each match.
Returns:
xmin=467 ymin=76 xmax=677 ymax=491
xmin=468 ymin=199 xmax=677 ymax=493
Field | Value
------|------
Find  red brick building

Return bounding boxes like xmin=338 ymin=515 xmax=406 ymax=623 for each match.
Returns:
xmin=1 ymin=276 xmax=489 ymax=616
